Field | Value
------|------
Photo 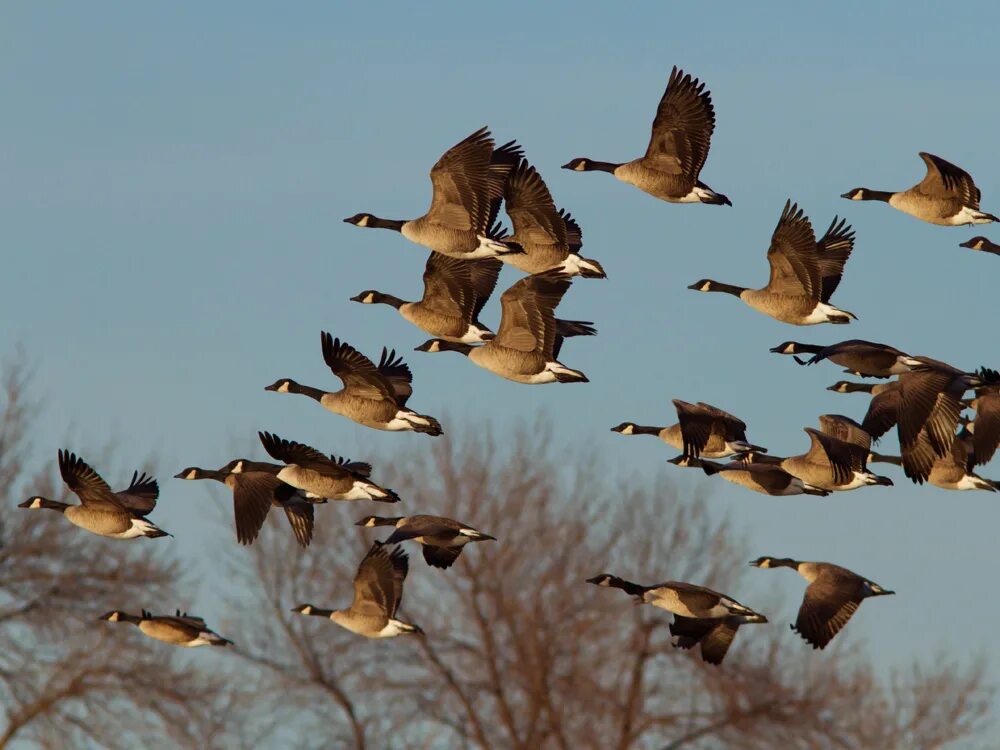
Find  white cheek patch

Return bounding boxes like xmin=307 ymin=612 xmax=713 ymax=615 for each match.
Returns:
xmin=357 ymin=216 xmax=370 ymax=227
xmin=186 ymin=470 xmax=197 ymax=480
xmin=278 ymin=382 xmax=290 ymax=393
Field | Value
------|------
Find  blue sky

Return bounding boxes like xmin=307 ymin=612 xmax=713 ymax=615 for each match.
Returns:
xmin=4 ymin=0 xmax=1000 ymax=684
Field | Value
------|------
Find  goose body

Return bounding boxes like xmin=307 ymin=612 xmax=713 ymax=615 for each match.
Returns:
xmin=266 ymin=333 xmax=442 ymax=435
xmin=669 ymin=613 xmax=768 ymax=666
xmin=501 ymin=158 xmax=606 ymax=278
xmin=351 ymin=253 xmax=502 ymax=344
xmin=771 ymin=339 xmax=917 ymax=378
xmin=779 ymin=422 xmax=891 ymax=492
xmin=293 ymin=542 xmax=422 ymax=638
xmin=415 ymin=271 xmax=594 ymax=384
xmin=344 ymin=128 xmax=522 ymax=259
xmin=842 ymin=153 xmax=998 ymax=226
xmin=750 ymin=556 xmax=894 ymax=649
xmin=613 ymin=400 xmax=764 ymax=459
xmin=587 ymin=574 xmax=763 ymax=621
xmin=101 ymin=609 xmax=232 ymax=647
xmin=563 ymin=67 xmax=730 ymax=206
xmin=689 ymin=457 xmax=830 ymax=496
xmin=174 ymin=466 xmax=314 ymax=547
xmin=356 ymin=514 xmax=496 ymax=569
xmin=688 ymin=201 xmax=856 ymax=325
xmin=19 ymin=451 xmax=169 ymax=540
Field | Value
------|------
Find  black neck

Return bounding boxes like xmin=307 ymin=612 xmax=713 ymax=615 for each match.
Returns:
xmin=290 ymin=383 xmax=327 ymax=402
xmin=118 ymin=612 xmax=144 ymax=625
xmin=792 ymin=343 xmax=823 ymax=355
xmin=374 ymin=293 xmax=406 ymax=309
xmin=869 ymin=452 xmax=902 ymax=466
xmin=370 ymin=217 xmax=406 ymax=231
xmin=373 ymin=516 xmax=404 ymax=527
xmin=769 ymin=558 xmax=800 ymax=570
xmin=440 ymin=341 xmax=474 ymax=356
xmin=36 ymin=498 xmax=69 ymax=512
xmin=861 ymin=190 xmax=893 ymax=203
xmin=586 ymin=160 xmax=621 ymax=174
xmin=707 ymin=282 xmax=747 ymax=297
xmin=305 ymin=606 xmax=334 ymax=618
xmin=632 ymin=425 xmax=665 ymax=436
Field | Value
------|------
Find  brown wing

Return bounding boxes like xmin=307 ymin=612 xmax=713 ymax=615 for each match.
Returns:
xmin=643 ymin=66 xmax=716 ymax=180
xmin=495 ymin=271 xmax=572 ymax=357
xmin=258 ymin=432 xmax=350 ymax=478
xmin=559 ymin=209 xmax=583 ymax=252
xmin=972 ymin=392 xmax=1000 ymax=466
xmin=803 ymin=428 xmax=854 ymax=484
xmin=58 ymin=450 xmax=124 ymax=510
xmin=504 ymin=158 xmax=567 ymax=249
xmin=422 ymin=545 xmax=463 ymax=569
xmin=469 ymin=258 xmax=502 ymax=322
xmin=818 ymin=414 xmax=871 ymax=452
xmin=229 ymin=474 xmax=279 ymax=545
xmin=668 ymin=615 xmax=716 ymax=650
xmin=695 ymin=402 xmax=750 ymax=441
xmin=898 ymin=368 xmax=964 ymax=459
xmin=377 ymin=348 xmax=413 ymax=407
xmin=283 ymin=501 xmax=314 ymax=547
xmin=673 ymin=400 xmax=744 ymax=459
xmin=765 ymin=201 xmax=821 ymax=298
xmin=114 ymin=470 xmax=158 ymax=514
xmin=351 ymin=543 xmax=409 ymax=619
xmin=815 ymin=217 xmax=855 ymax=303
xmin=320 ymin=333 xmax=395 ymax=402
xmin=917 ymin=152 xmax=980 ymax=207
xmin=698 ymin=620 xmax=739 ymax=665
xmin=793 ymin=571 xmax=863 ymax=649
xmin=862 ymin=383 xmax=901 ymax=441
xmin=420 ymin=252 xmax=475 ymax=319
xmin=332 ymin=456 xmax=372 ymax=478
xmin=425 ymin=127 xmax=497 ymax=232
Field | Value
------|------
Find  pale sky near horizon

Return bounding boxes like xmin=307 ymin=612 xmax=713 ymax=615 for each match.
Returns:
xmin=3 ymin=0 xmax=1000 ymax=718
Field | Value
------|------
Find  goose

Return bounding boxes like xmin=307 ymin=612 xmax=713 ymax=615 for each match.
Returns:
xmin=749 ymin=556 xmax=895 ymax=649
xmin=173 ymin=466 xmax=314 ymax=547
xmin=100 ymin=609 xmax=232 ymax=647
xmin=869 ymin=435 xmax=997 ymax=492
xmin=292 ymin=542 xmax=422 ymax=638
xmin=414 ymin=270 xmax=595 ymax=384
xmin=249 ymin=431 xmax=399 ymax=503
xmin=587 ymin=574 xmax=763 ymax=621
xmin=960 ymin=237 xmax=1000 ymax=255
xmin=676 ymin=457 xmax=830 ymax=497
xmin=688 ymin=201 xmax=856 ymax=325
xmin=777 ymin=424 xmax=892 ymax=492
xmin=771 ymin=339 xmax=918 ymax=378
xmin=350 ymin=253 xmax=502 ymax=343
xmin=841 ymin=152 xmax=998 ymax=226
xmin=612 ymin=400 xmax=765 ymax=459
xmin=501 ymin=158 xmax=606 ymax=278
xmin=19 ymin=450 xmax=169 ymax=539
xmin=343 ymin=127 xmax=522 ymax=260
xmin=265 ymin=333 xmax=442 ymax=435
xmin=562 ymin=66 xmax=730 ymax=206
xmin=669 ymin=613 xmax=768 ymax=666
xmin=355 ymin=514 xmax=496 ymax=569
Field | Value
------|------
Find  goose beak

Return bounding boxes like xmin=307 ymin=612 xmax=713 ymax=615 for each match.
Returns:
xmin=768 ymin=345 xmax=784 ymax=353
xmin=560 ymin=161 xmax=574 ymax=170
xmin=959 ymin=239 xmax=976 ymax=249
xmin=686 ymin=282 xmax=702 ymax=290
xmin=839 ymin=191 xmax=853 ymax=199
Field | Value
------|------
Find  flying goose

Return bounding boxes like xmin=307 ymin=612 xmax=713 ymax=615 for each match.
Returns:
xmin=688 ymin=201 xmax=856 ymax=325
xmin=174 ymin=465 xmax=313 ymax=547
xmin=101 ymin=609 xmax=232 ymax=647
xmin=355 ymin=514 xmax=496 ymax=569
xmin=19 ymin=450 xmax=169 ymax=539
xmin=249 ymin=431 xmax=400 ymax=503
xmin=502 ymin=158 xmax=606 ymax=278
xmin=351 ymin=253 xmax=502 ymax=344
xmin=265 ymin=333 xmax=442 ymax=435
xmin=669 ymin=613 xmax=768 ymax=666
xmin=676 ymin=457 xmax=830 ymax=497
xmin=749 ymin=556 xmax=895 ymax=649
xmin=777 ymin=425 xmax=892 ymax=492
xmin=343 ymin=127 xmax=522 ymax=259
xmin=870 ymin=434 xmax=997 ymax=492
xmin=842 ymin=152 xmax=998 ymax=226
xmin=414 ymin=270 xmax=595 ymax=384
xmin=562 ymin=66 xmax=730 ymax=206
xmin=292 ymin=542 xmax=422 ymax=638
xmin=587 ymin=574 xmax=762 ymax=621
xmin=771 ymin=339 xmax=918 ymax=378
xmin=960 ymin=237 xmax=1000 ymax=255
xmin=612 ymin=400 xmax=765 ymax=459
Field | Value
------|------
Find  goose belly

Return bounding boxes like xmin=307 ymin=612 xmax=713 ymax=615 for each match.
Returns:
xmin=320 ymin=393 xmax=398 ymax=428
xmin=888 ymin=193 xmax=958 ymax=225
xmin=502 ymin=243 xmax=567 ymax=275
xmin=64 ymin=506 xmax=136 ymax=537
xmin=739 ymin=292 xmax=826 ymax=325
xmin=781 ymin=458 xmax=836 ymax=489
xmin=614 ymin=162 xmax=691 ymax=202
xmin=401 ymin=220 xmax=482 ymax=257
xmin=645 ymin=589 xmax=726 ymax=618
xmin=468 ymin=347 xmax=552 ymax=384
xmin=277 ymin=466 xmax=351 ymax=498
xmin=400 ymin=305 xmax=469 ymax=341
xmin=140 ymin=621 xmax=192 ymax=645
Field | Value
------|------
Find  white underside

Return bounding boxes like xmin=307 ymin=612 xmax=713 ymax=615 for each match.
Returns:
xmin=558 ymin=254 xmax=603 ymax=277
xmin=106 ymin=517 xmax=162 ymax=539
xmin=935 ymin=474 xmax=995 ymax=491
xmin=799 ymin=301 xmax=854 ymax=325
xmin=831 ymin=472 xmax=879 ymax=491
xmin=462 ymin=235 xmax=510 ymax=260
xmin=453 ymin=325 xmax=494 ymax=344
xmin=385 ymin=410 xmax=430 ymax=431
xmin=339 ymin=480 xmax=389 ymax=501
xmin=948 ymin=205 xmax=996 ymax=226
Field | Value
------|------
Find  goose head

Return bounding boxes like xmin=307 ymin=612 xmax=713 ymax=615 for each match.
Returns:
xmin=343 ymin=213 xmax=376 ymax=228
xmin=960 ymin=237 xmax=989 ymax=250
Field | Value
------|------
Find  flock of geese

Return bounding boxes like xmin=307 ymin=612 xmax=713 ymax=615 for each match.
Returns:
xmin=16 ymin=66 xmax=1000 ymax=663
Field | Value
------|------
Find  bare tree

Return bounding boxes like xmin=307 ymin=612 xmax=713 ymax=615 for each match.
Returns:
xmin=0 ymin=357 xmax=236 ymax=749
xmin=220 ymin=420 xmax=993 ymax=749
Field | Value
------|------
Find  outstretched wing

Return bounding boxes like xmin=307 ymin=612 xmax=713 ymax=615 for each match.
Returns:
xmin=495 ymin=271 xmax=572 ymax=357
xmin=765 ymin=201 xmax=821 ymax=298
xmin=320 ymin=333 xmax=395 ymax=402
xmin=59 ymin=450 xmax=124 ymax=510
xmin=643 ymin=66 xmax=717 ymax=181
xmin=115 ymin=470 xmax=158 ymax=514
xmin=377 ymin=348 xmax=413 ymax=407
xmin=917 ymin=152 xmax=980 ymax=208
